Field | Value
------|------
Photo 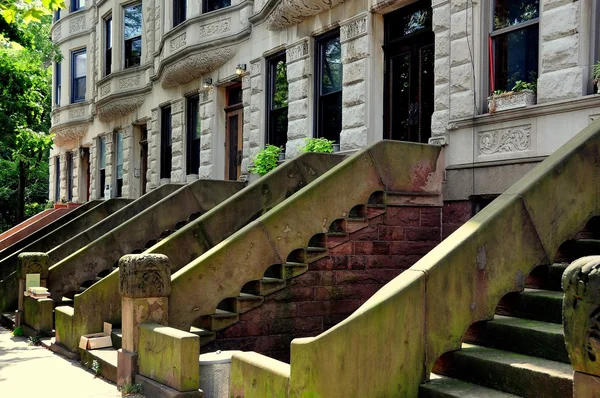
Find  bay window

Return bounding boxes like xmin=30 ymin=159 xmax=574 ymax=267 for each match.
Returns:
xmin=124 ymin=3 xmax=142 ymax=69
xmin=71 ymin=49 xmax=86 ymax=103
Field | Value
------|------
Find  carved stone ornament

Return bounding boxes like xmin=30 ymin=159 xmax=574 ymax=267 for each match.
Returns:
xmin=341 ymin=16 xmax=367 ymax=42
xmin=100 ymin=83 xmax=111 ymax=97
xmin=118 ymin=75 xmax=141 ymax=90
xmin=97 ymin=95 xmax=145 ymax=122
xmin=199 ymin=18 xmax=231 ymax=39
xmin=69 ymin=15 xmax=86 ymax=34
xmin=53 ymin=124 xmax=88 ymax=145
xmin=68 ymin=108 xmax=85 ymax=119
xmin=286 ymin=41 xmax=308 ymax=63
xmin=479 ymin=125 xmax=530 ymax=155
xmin=563 ymin=256 xmax=600 ymax=375
xmin=169 ymin=32 xmax=187 ymax=53
xmin=119 ymin=254 xmax=171 ymax=298
xmin=53 ymin=25 xmax=62 ymax=41
xmin=17 ymin=252 xmax=49 ymax=279
xmin=266 ymin=0 xmax=347 ymax=30
xmin=160 ymin=45 xmax=238 ymax=88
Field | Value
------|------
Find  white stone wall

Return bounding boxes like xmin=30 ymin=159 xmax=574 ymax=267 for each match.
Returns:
xmin=241 ymin=73 xmax=252 ymax=175
xmin=147 ymin=108 xmax=160 ymax=191
xmin=340 ymin=13 xmax=371 ymax=151
xmin=171 ymin=98 xmax=185 ymax=183
xmin=59 ymin=153 xmax=67 ymax=202
xmin=199 ymin=89 xmax=215 ymax=179
xmin=285 ymin=38 xmax=311 ymax=158
xmin=244 ymin=60 xmax=263 ymax=174
xmin=430 ymin=1 xmax=452 ymax=142
xmin=537 ymin=0 xmax=587 ymax=103
xmin=121 ymin=125 xmax=133 ymax=198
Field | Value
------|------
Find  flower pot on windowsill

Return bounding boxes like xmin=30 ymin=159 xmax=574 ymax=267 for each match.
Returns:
xmin=332 ymin=144 xmax=341 ymax=153
xmin=487 ymin=89 xmax=536 ymax=113
xmin=278 ymin=152 xmax=285 ymax=161
xmin=53 ymin=203 xmax=68 ymax=209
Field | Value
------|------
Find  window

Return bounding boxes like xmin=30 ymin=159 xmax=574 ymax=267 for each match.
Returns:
xmin=71 ymin=49 xmax=86 ymax=103
xmin=54 ymin=9 xmax=60 ymax=21
xmin=490 ymin=0 xmax=539 ymax=92
xmin=105 ymin=16 xmax=112 ymax=76
xmin=174 ymin=0 xmax=186 ymax=27
xmin=124 ymin=3 xmax=142 ymax=69
xmin=99 ymin=137 xmax=106 ymax=198
xmin=55 ymin=62 xmax=61 ymax=106
xmin=186 ymin=95 xmax=200 ymax=175
xmin=54 ymin=157 xmax=61 ymax=202
xmin=315 ymin=29 xmax=342 ymax=143
xmin=266 ymin=52 xmax=288 ymax=149
xmin=115 ymin=131 xmax=124 ymax=197
xmin=160 ymin=106 xmax=172 ymax=179
xmin=66 ymin=152 xmax=74 ymax=202
xmin=203 ymin=0 xmax=230 ymax=14
xmin=71 ymin=0 xmax=85 ymax=12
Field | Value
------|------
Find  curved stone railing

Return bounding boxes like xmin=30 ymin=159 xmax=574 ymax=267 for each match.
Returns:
xmin=168 ymin=141 xmax=444 ymax=329
xmin=231 ymin=120 xmax=600 ymax=397
xmin=56 ymin=152 xmax=344 ymax=351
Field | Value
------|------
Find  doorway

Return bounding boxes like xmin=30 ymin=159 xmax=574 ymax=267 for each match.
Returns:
xmin=81 ymin=147 xmax=90 ymax=202
xmin=140 ymin=124 xmax=148 ymax=195
xmin=224 ymin=84 xmax=243 ymax=181
xmin=384 ymin=1 xmax=434 ymax=143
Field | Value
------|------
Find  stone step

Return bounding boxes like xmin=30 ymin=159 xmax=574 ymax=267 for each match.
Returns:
xmin=199 ymin=309 xmax=239 ymax=331
xmin=282 ymin=262 xmax=308 ymax=280
xmin=242 ymin=277 xmax=286 ymax=296
xmin=433 ymin=344 xmax=573 ymax=398
xmin=464 ymin=315 xmax=569 ymax=363
xmin=525 ymin=263 xmax=568 ymax=291
xmin=305 ymin=247 xmax=328 ymax=263
xmin=419 ymin=374 xmax=520 ymax=398
xmin=80 ymin=347 xmax=118 ymax=383
xmin=366 ymin=204 xmax=387 ymax=219
xmin=111 ymin=328 xmax=122 ymax=350
xmin=556 ymin=239 xmax=600 ymax=263
xmin=189 ymin=326 xmax=216 ymax=346
xmin=496 ymin=288 xmax=563 ymax=324
xmin=326 ymin=232 xmax=349 ymax=248
xmin=345 ymin=218 xmax=369 ymax=234
xmin=1 ymin=312 xmax=15 ymax=329
xmin=230 ymin=293 xmax=264 ymax=314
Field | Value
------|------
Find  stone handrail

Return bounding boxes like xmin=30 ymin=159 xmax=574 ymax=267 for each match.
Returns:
xmin=56 ymin=152 xmax=344 ymax=351
xmin=168 ymin=141 xmax=444 ymax=329
xmin=231 ymin=120 xmax=600 ymax=397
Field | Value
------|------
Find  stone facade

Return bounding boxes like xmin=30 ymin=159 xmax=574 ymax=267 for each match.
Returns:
xmin=48 ymin=0 xmax=600 ymax=203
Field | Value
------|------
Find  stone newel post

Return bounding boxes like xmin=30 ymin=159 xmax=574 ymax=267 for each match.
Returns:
xmin=118 ymin=253 xmax=171 ymax=387
xmin=563 ymin=256 xmax=600 ymax=397
xmin=16 ymin=252 xmax=49 ymax=327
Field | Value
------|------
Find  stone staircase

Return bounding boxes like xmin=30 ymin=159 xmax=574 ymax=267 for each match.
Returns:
xmin=420 ymin=221 xmax=600 ymax=397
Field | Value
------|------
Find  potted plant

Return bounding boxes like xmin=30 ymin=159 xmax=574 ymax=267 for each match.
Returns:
xmin=249 ymin=145 xmax=282 ymax=181
xmin=54 ymin=197 xmax=68 ymax=209
xmin=488 ymin=80 xmax=536 ymax=113
xmin=302 ymin=138 xmax=336 ymax=153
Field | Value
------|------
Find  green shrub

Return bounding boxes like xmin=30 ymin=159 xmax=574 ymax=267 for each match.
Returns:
xmin=121 ymin=381 xmax=144 ymax=395
xmin=12 ymin=326 xmax=24 ymax=337
xmin=249 ymin=145 xmax=282 ymax=176
xmin=593 ymin=61 xmax=600 ymax=84
xmin=28 ymin=334 xmax=41 ymax=346
xmin=511 ymin=80 xmax=536 ymax=92
xmin=302 ymin=138 xmax=335 ymax=153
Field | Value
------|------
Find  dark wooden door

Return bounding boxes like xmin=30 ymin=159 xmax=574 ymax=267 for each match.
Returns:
xmin=384 ymin=1 xmax=434 ymax=143
xmin=225 ymin=84 xmax=243 ymax=181
xmin=82 ymin=148 xmax=90 ymax=201
xmin=140 ymin=125 xmax=148 ymax=195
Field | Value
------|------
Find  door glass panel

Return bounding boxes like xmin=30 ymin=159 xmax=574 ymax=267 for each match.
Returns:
xmin=228 ymin=114 xmax=239 ymax=180
xmin=389 ymin=52 xmax=410 ymax=141
xmin=419 ymin=45 xmax=434 ymax=143
xmin=387 ymin=7 xmax=431 ymax=42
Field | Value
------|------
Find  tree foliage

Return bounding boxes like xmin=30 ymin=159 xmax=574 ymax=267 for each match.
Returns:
xmin=0 ymin=0 xmax=64 ymax=46
xmin=0 ymin=15 xmax=55 ymax=231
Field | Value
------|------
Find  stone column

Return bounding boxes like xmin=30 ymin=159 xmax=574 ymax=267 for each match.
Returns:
xmin=59 ymin=153 xmax=67 ymax=202
xmin=285 ymin=38 xmax=311 ymax=159
xmin=90 ymin=139 xmax=98 ymax=199
xmin=171 ymin=98 xmax=185 ymax=183
xmin=537 ymin=0 xmax=588 ymax=104
xmin=340 ymin=13 xmax=371 ymax=151
xmin=48 ymin=156 xmax=56 ymax=202
xmin=563 ymin=256 xmax=600 ymax=397
xmin=71 ymin=148 xmax=80 ymax=203
xmin=118 ymin=253 xmax=171 ymax=387
xmin=16 ymin=252 xmax=49 ymax=327
xmin=105 ymin=133 xmax=114 ymax=197
xmin=246 ymin=60 xmax=263 ymax=175
xmin=121 ymin=125 xmax=133 ymax=199
xmin=147 ymin=108 xmax=160 ymax=191
xmin=199 ymin=89 xmax=215 ymax=179
xmin=241 ymin=73 xmax=252 ymax=177
xmin=429 ymin=1 xmax=452 ymax=145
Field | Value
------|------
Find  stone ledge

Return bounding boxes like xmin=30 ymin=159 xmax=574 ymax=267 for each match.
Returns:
xmin=136 ymin=374 xmax=203 ymax=398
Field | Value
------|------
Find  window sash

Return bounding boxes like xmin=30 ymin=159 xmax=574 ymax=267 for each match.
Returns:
xmin=125 ymin=37 xmax=142 ymax=69
xmin=55 ymin=62 xmax=61 ymax=105
xmin=160 ymin=107 xmax=172 ymax=179
xmin=186 ymin=96 xmax=200 ymax=174
xmin=55 ymin=157 xmax=60 ymax=201
xmin=490 ymin=17 xmax=538 ymax=37
xmin=203 ymin=0 xmax=231 ymax=14
xmin=314 ymin=29 xmax=342 ymax=142
xmin=99 ymin=138 xmax=106 ymax=170
xmin=174 ymin=0 xmax=187 ymax=27
xmin=105 ymin=17 xmax=113 ymax=76
xmin=67 ymin=153 xmax=73 ymax=201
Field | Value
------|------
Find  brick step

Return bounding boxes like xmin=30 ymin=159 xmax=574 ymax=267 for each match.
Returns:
xmin=190 ymin=326 xmax=216 ymax=346
xmin=80 ymin=347 xmax=118 ymax=383
xmin=419 ymin=374 xmax=520 ymax=398
xmin=433 ymin=344 xmax=572 ymax=398
xmin=556 ymin=239 xmax=600 ymax=263
xmin=199 ymin=309 xmax=239 ymax=331
xmin=242 ymin=277 xmax=286 ymax=296
xmin=464 ymin=315 xmax=569 ymax=363
xmin=496 ymin=288 xmax=563 ymax=324
xmin=525 ymin=263 xmax=569 ymax=291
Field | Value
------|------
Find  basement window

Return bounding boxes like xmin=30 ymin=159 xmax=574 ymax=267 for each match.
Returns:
xmin=489 ymin=0 xmax=539 ymax=92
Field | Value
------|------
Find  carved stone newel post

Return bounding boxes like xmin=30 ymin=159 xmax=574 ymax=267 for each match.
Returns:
xmin=563 ymin=256 xmax=600 ymax=397
xmin=16 ymin=252 xmax=49 ymax=327
xmin=118 ymin=253 xmax=171 ymax=387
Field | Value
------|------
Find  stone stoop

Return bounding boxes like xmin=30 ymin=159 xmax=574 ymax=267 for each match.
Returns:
xmin=80 ymin=346 xmax=118 ymax=383
xmin=419 ymin=222 xmax=600 ymax=397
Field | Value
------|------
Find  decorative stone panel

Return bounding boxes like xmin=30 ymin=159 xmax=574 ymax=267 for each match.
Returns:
xmin=104 ymin=133 xmax=114 ymax=197
xmin=69 ymin=16 xmax=86 ymax=34
xmin=478 ymin=126 xmax=531 ymax=156
xmin=266 ymin=0 xmax=347 ymax=31
xmin=241 ymin=74 xmax=253 ymax=177
xmin=71 ymin=147 xmax=80 ymax=203
xmin=160 ymin=46 xmax=238 ymax=88
xmin=118 ymin=76 xmax=141 ymax=90
xmin=18 ymin=252 xmax=50 ymax=280
xmin=52 ymin=124 xmax=88 ymax=145
xmin=48 ymin=156 xmax=56 ymax=201
xmin=59 ymin=153 xmax=67 ymax=201
xmin=119 ymin=254 xmax=171 ymax=299
xmin=199 ymin=18 xmax=231 ymax=38
xmin=97 ymin=96 xmax=145 ymax=122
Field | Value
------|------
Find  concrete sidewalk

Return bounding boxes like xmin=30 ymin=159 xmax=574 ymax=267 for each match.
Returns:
xmin=0 ymin=327 xmax=120 ymax=397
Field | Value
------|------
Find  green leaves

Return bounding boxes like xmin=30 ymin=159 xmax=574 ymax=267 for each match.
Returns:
xmin=249 ymin=145 xmax=282 ymax=176
xmin=302 ymin=138 xmax=335 ymax=153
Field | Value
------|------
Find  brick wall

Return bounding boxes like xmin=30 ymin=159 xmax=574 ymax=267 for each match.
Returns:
xmin=442 ymin=201 xmax=472 ymax=239
xmin=202 ymin=204 xmax=445 ymax=362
